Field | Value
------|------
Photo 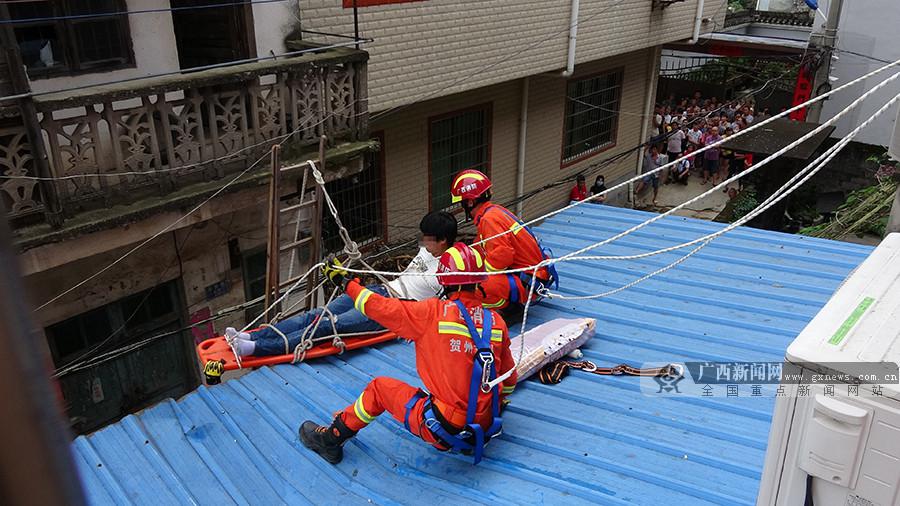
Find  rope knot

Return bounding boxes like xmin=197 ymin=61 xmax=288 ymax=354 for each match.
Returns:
xmin=292 ymin=337 xmax=315 ymax=364
xmin=332 ymin=336 xmax=346 ymax=354
xmin=344 ymin=241 xmax=362 ymax=261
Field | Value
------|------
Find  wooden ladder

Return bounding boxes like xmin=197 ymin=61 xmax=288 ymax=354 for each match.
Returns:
xmin=262 ymin=137 xmax=328 ymax=322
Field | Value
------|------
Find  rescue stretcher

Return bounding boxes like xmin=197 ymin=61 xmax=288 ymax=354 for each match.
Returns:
xmin=197 ymin=317 xmax=595 ymax=382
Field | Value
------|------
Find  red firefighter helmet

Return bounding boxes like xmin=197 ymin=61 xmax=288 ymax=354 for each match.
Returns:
xmin=437 ymin=242 xmax=488 ymax=286
xmin=450 ymin=169 xmax=492 ymax=205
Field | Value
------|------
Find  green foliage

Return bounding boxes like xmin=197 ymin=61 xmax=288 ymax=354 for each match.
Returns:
xmin=728 ymin=0 xmax=755 ymax=11
xmin=800 ymin=181 xmax=898 ymax=239
xmin=731 ymin=185 xmax=758 ymax=221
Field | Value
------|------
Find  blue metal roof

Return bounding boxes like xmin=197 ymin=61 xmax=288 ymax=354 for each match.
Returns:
xmin=71 ymin=204 xmax=874 ymax=505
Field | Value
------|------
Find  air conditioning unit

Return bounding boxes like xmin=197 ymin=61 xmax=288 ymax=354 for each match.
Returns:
xmin=757 ymin=233 xmax=900 ymax=506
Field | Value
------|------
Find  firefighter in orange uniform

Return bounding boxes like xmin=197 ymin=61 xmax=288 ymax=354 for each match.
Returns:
xmin=450 ymin=169 xmax=558 ymax=323
xmin=299 ymin=243 xmax=517 ymax=465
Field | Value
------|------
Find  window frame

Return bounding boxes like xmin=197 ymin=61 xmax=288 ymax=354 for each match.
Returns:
xmin=44 ymin=280 xmax=183 ymax=368
xmin=342 ymin=0 xmax=426 ymax=7
xmin=427 ymin=102 xmax=493 ymax=212
xmin=9 ymin=0 xmax=135 ymax=79
xmin=560 ymin=68 xmax=624 ymax=169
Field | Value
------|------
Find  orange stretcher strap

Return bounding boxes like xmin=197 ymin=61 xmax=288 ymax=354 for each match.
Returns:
xmin=196 ymin=330 xmax=399 ymax=371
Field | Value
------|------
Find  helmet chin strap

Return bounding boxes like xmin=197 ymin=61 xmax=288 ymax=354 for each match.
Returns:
xmin=462 ymin=202 xmax=475 ymax=221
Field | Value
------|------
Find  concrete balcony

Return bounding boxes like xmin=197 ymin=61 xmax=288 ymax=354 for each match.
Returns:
xmin=3 ymin=45 xmax=372 ymax=248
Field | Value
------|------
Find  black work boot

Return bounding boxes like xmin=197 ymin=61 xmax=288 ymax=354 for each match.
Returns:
xmin=299 ymin=416 xmax=357 ymax=464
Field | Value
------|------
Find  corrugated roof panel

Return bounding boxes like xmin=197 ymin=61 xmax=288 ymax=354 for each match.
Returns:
xmin=70 ymin=204 xmax=874 ymax=505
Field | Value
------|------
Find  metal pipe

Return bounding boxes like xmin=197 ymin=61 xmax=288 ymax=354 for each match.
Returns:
xmin=689 ymin=0 xmax=706 ymax=44
xmin=353 ymin=0 xmax=360 ymax=50
xmin=560 ymin=0 xmax=580 ymax=76
xmin=516 ymin=77 xmax=530 ymax=216
xmin=634 ymin=46 xmax=662 ymax=203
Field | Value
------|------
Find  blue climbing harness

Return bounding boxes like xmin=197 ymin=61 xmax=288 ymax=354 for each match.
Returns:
xmin=402 ymin=300 xmax=502 ymax=465
xmin=478 ymin=204 xmax=559 ymax=304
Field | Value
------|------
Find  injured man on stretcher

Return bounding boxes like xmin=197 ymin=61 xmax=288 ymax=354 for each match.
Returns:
xmin=224 ymin=211 xmax=457 ymax=357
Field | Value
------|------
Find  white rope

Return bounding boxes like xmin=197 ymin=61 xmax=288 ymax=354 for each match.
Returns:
xmin=539 ymin=89 xmax=900 ymax=300
xmin=546 ymin=68 xmax=900 ymax=266
xmin=241 ymin=261 xmax=323 ymax=332
xmin=468 ymin=56 xmax=900 ymax=251
xmin=486 ymin=266 xmax=540 ymax=390
xmin=257 ymin=323 xmax=291 ymax=356
xmin=540 ymin=239 xmax=712 ymax=300
xmin=336 ymin=63 xmax=900 ymax=281
xmin=304 ymin=160 xmax=405 ymax=298
xmin=560 ymin=87 xmax=900 ymax=264
xmin=236 ymin=61 xmax=900 ymax=372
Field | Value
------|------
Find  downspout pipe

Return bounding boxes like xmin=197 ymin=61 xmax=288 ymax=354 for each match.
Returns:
xmin=689 ymin=0 xmax=705 ymax=44
xmin=561 ymin=0 xmax=580 ymax=76
xmin=634 ymin=46 xmax=662 ymax=204
xmin=516 ymin=77 xmax=530 ymax=216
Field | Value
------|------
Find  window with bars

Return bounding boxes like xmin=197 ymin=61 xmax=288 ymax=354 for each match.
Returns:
xmin=562 ymin=69 xmax=623 ymax=165
xmin=429 ymin=105 xmax=491 ymax=211
xmin=8 ymin=0 xmax=133 ymax=77
xmin=322 ymin=146 xmax=385 ymax=252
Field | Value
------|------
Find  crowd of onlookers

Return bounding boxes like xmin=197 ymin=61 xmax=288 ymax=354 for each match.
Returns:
xmin=636 ymin=91 xmax=766 ymax=204
xmin=570 ymin=91 xmax=767 ymax=205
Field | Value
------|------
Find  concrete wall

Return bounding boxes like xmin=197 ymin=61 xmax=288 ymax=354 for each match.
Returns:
xmin=25 ymin=204 xmax=270 ymax=331
xmin=374 ymin=47 xmax=653 ymax=242
xmin=818 ymin=0 xmax=900 ymax=147
xmin=299 ymin=0 xmax=724 ymax=111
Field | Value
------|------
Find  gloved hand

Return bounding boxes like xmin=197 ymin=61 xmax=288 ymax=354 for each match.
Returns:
xmin=204 ymin=359 xmax=226 ymax=385
xmin=321 ymin=256 xmax=349 ymax=289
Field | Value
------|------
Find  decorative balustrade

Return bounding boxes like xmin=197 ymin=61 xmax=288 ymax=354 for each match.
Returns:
xmin=724 ymin=8 xmax=815 ymax=29
xmin=2 ymin=47 xmax=368 ymax=231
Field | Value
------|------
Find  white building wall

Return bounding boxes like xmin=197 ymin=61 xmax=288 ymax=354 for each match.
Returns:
xmin=251 ymin=0 xmax=298 ymax=58
xmin=298 ymin=0 xmax=725 ymax=111
xmin=29 ymin=0 xmax=179 ymax=95
xmin=818 ymin=0 xmax=900 ymax=147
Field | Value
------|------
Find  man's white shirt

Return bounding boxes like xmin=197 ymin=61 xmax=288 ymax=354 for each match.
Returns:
xmin=386 ymin=246 xmax=441 ymax=300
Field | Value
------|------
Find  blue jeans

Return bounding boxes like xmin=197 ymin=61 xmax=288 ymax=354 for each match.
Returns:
xmin=250 ymin=284 xmax=389 ymax=356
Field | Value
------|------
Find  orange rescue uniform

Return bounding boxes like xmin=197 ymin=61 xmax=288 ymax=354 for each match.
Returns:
xmin=339 ymin=280 xmax=518 ymax=447
xmin=472 ymin=202 xmax=550 ymax=310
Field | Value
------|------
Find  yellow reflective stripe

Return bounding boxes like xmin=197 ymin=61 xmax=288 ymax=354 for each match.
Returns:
xmin=453 ymin=171 xmax=486 ymax=186
xmin=483 ymin=299 xmax=506 ymax=309
xmin=446 ymin=247 xmax=465 ymax=270
xmin=353 ymin=393 xmax=375 ymax=424
xmin=471 ymin=248 xmax=484 ymax=269
xmin=508 ymin=222 xmax=522 ymax=235
xmin=501 ymin=385 xmax=515 ymax=394
xmin=484 ymin=259 xmax=499 ymax=272
xmin=437 ymin=322 xmax=502 ymax=342
xmin=354 ymin=288 xmax=375 ymax=316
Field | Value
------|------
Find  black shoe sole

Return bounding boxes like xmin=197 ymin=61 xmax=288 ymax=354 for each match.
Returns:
xmin=299 ymin=425 xmax=343 ymax=465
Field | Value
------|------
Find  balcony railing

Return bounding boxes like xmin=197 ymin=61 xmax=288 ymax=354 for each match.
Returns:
xmin=2 ymin=46 xmax=368 ymax=233
xmin=724 ymin=8 xmax=815 ymax=29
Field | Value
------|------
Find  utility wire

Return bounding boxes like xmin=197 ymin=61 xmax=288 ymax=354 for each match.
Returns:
xmin=0 ymin=40 xmax=372 ymax=103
